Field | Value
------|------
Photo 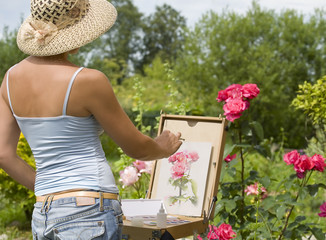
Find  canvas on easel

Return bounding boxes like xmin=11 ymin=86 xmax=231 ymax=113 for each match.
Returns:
xmin=152 ymin=141 xmax=212 ymax=216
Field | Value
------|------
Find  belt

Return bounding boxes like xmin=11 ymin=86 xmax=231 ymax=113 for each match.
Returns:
xmin=36 ymin=191 xmax=119 ymax=202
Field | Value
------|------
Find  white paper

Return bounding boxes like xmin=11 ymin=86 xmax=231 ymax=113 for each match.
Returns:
xmin=121 ymin=199 xmax=163 ymax=217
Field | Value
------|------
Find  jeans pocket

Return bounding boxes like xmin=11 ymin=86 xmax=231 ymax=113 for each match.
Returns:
xmin=53 ymin=221 xmax=105 ymax=240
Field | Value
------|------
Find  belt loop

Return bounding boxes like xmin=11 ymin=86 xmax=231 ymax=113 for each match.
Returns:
xmin=99 ymin=192 xmax=104 ymax=212
xmin=41 ymin=195 xmax=50 ymax=213
xmin=45 ymin=195 xmax=54 ymax=213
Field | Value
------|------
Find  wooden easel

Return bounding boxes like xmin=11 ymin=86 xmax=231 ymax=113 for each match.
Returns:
xmin=122 ymin=114 xmax=227 ymax=240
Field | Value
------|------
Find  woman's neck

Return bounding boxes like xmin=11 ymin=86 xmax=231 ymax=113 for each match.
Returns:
xmin=26 ymin=52 xmax=74 ymax=66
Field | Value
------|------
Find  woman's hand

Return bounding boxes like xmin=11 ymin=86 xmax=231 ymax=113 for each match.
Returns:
xmin=154 ymin=130 xmax=182 ymax=158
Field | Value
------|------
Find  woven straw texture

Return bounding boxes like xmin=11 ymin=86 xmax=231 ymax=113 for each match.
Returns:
xmin=17 ymin=0 xmax=117 ymax=56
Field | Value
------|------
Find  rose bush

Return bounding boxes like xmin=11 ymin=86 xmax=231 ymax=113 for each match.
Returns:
xmin=212 ymin=83 xmax=326 ymax=240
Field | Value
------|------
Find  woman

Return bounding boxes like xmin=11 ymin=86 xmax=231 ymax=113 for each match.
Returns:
xmin=0 ymin=0 xmax=182 ymax=239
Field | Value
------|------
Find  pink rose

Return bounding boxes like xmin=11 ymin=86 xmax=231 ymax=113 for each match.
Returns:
xmin=225 ymin=113 xmax=243 ymax=122
xmin=224 ymin=84 xmax=243 ymax=101
xmin=311 ymin=154 xmax=326 ymax=172
xmin=216 ymin=223 xmax=237 ymax=240
xmin=283 ymin=150 xmax=300 ymax=165
xmin=245 ymin=182 xmax=267 ymax=196
xmin=293 ymin=155 xmax=314 ymax=174
xmin=217 ymin=89 xmax=229 ymax=102
xmin=169 ymin=152 xmax=188 ymax=163
xmin=206 ymin=225 xmax=219 ymax=239
xmin=224 ymin=154 xmax=237 ymax=163
xmin=139 ymin=161 xmax=153 ymax=174
xmin=318 ymin=202 xmax=326 ymax=217
xmin=168 ymin=154 xmax=177 ymax=163
xmin=242 ymin=83 xmax=260 ymax=99
xmin=119 ymin=166 xmax=140 ymax=187
xmin=133 ymin=160 xmax=146 ymax=172
xmin=188 ymin=151 xmax=199 ymax=162
xmin=170 ymin=160 xmax=189 ymax=179
xmin=223 ymin=98 xmax=248 ymax=122
xmin=223 ymin=98 xmax=247 ymax=115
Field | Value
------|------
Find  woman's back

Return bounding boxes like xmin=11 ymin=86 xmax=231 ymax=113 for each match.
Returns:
xmin=6 ymin=59 xmax=119 ymax=196
xmin=7 ymin=58 xmax=90 ymax=118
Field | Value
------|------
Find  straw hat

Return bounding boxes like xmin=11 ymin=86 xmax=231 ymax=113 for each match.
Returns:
xmin=17 ymin=0 xmax=117 ymax=56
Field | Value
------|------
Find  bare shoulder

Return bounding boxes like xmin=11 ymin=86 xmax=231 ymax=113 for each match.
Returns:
xmin=75 ymin=67 xmax=114 ymax=101
xmin=79 ymin=68 xmax=109 ymax=84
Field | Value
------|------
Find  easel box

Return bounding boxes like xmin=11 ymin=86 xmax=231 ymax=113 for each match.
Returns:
xmin=122 ymin=114 xmax=227 ymax=240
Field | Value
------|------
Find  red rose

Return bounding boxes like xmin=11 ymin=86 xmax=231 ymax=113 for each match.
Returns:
xmin=224 ymin=154 xmax=237 ymax=163
xmin=311 ymin=154 xmax=326 ymax=172
xmin=283 ymin=150 xmax=300 ymax=165
xmin=216 ymin=223 xmax=237 ymax=240
xmin=293 ymin=155 xmax=314 ymax=173
xmin=318 ymin=202 xmax=326 ymax=217
xmin=217 ymin=89 xmax=229 ymax=102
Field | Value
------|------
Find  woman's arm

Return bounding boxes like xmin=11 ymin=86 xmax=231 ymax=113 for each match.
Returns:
xmin=0 ymin=75 xmax=35 ymax=191
xmin=78 ymin=69 xmax=182 ymax=161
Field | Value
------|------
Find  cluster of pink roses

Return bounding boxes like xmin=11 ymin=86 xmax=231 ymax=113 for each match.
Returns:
xmin=216 ymin=83 xmax=260 ymax=122
xmin=283 ymin=150 xmax=326 ymax=178
xmin=168 ymin=150 xmax=199 ymax=180
xmin=197 ymin=224 xmax=236 ymax=240
xmin=119 ymin=160 xmax=153 ymax=187
xmin=245 ymin=182 xmax=268 ymax=199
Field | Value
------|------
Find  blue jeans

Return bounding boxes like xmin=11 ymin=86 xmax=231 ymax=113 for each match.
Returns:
xmin=32 ymin=197 xmax=123 ymax=240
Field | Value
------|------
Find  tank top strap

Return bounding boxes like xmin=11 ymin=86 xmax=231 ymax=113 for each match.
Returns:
xmin=6 ymin=65 xmax=17 ymax=115
xmin=62 ymin=67 xmax=84 ymax=115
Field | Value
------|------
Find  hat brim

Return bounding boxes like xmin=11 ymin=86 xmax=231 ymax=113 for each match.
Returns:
xmin=17 ymin=0 xmax=117 ymax=56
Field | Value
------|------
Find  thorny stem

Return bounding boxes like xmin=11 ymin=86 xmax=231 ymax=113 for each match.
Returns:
xmin=254 ymin=198 xmax=260 ymax=240
xmin=238 ymin=126 xmax=246 ymax=226
xmin=277 ymin=171 xmax=313 ymax=240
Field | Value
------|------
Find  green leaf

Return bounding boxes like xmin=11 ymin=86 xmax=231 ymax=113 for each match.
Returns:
xmin=258 ymin=176 xmax=271 ymax=188
xmin=225 ymin=199 xmax=237 ymax=212
xmin=223 ymin=144 xmax=237 ymax=159
xmin=190 ymin=179 xmax=198 ymax=197
xmin=307 ymin=184 xmax=319 ymax=197
xmin=295 ymin=216 xmax=306 ymax=222
xmin=276 ymin=205 xmax=287 ymax=219
xmin=249 ymin=121 xmax=264 ymax=140
xmin=261 ymin=196 xmax=276 ymax=210
xmin=311 ymin=227 xmax=326 ymax=240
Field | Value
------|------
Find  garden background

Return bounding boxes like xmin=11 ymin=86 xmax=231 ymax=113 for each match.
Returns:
xmin=0 ymin=0 xmax=325 ymax=239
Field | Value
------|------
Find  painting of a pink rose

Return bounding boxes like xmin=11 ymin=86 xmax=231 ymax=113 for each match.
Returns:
xmin=152 ymin=141 xmax=212 ymax=216
xmin=168 ymin=150 xmax=199 ymax=205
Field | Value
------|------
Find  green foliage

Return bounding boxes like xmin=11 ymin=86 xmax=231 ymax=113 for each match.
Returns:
xmin=174 ymin=2 xmax=326 ymax=148
xmin=139 ymin=4 xmax=187 ymax=71
xmin=0 ymin=134 xmax=35 ymax=225
xmin=0 ymin=28 xmax=27 ymax=83
xmin=112 ymin=76 xmax=152 ymax=199
xmin=305 ymin=125 xmax=326 ymax=157
xmin=292 ymin=77 xmax=326 ymax=125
